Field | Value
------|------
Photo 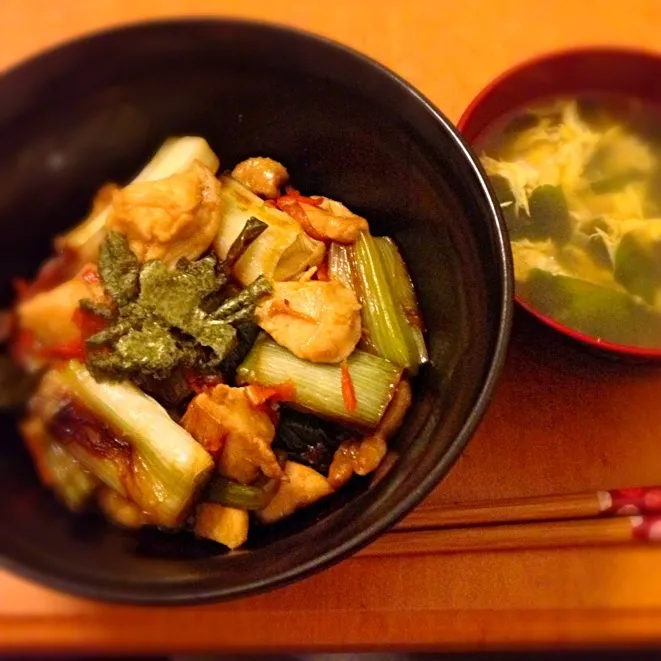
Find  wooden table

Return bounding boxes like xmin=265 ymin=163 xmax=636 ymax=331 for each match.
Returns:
xmin=3 ymin=0 xmax=661 ymax=652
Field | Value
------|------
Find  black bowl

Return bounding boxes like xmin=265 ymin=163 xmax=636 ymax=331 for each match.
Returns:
xmin=0 ymin=19 xmax=512 ymax=604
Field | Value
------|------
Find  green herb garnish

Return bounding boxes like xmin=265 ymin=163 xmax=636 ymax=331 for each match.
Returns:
xmin=98 ymin=231 xmax=140 ymax=306
xmin=84 ymin=221 xmax=273 ymax=384
xmin=138 ymin=256 xmax=221 ymax=328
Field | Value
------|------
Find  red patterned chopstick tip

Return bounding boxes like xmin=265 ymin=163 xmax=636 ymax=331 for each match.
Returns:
xmin=631 ymin=515 xmax=661 ymax=541
xmin=598 ymin=487 xmax=661 ymax=516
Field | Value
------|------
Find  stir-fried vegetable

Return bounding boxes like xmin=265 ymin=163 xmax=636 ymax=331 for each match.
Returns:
xmin=57 ymin=137 xmax=220 ymax=259
xmin=32 ymin=361 xmax=214 ymax=527
xmin=237 ymin=336 xmax=402 ymax=427
xmin=329 ymin=235 xmax=428 ymax=371
xmin=213 ymin=176 xmax=326 ymax=285
xmin=274 ymin=408 xmax=353 ymax=475
xmin=225 ymin=217 xmax=268 ymax=267
xmin=85 ymin=230 xmax=272 ymax=382
xmin=43 ymin=440 xmax=99 ymax=511
xmin=8 ymin=145 xmax=428 ymax=551
xmin=97 ymin=487 xmax=150 ymax=529
xmin=20 ymin=417 xmax=99 ymax=511
xmin=375 ymin=238 xmax=429 ymax=368
xmin=204 ymin=475 xmax=278 ymax=510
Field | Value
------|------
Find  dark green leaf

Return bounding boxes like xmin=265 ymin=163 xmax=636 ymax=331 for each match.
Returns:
xmin=138 ymin=255 xmax=220 ymax=328
xmin=212 ymin=275 xmax=272 ymax=320
xmin=528 ymin=185 xmax=572 ymax=245
xmin=134 ymin=369 xmax=194 ymax=408
xmin=274 ymin=408 xmax=353 ymax=475
xmin=88 ymin=320 xmax=182 ymax=381
xmin=225 ymin=217 xmax=268 ymax=267
xmin=79 ymin=298 xmax=115 ymax=320
xmin=182 ymin=313 xmax=237 ymax=359
xmin=98 ymin=231 xmax=139 ymax=306
xmin=520 ymin=268 xmax=661 ymax=347
xmin=220 ymin=322 xmax=261 ymax=379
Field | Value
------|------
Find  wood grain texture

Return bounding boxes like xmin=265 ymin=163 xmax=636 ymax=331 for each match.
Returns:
xmin=396 ymin=492 xmax=604 ymax=529
xmin=368 ymin=517 xmax=637 ymax=555
xmin=3 ymin=0 xmax=661 ymax=651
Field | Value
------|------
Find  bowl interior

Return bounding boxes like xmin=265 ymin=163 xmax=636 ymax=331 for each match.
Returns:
xmin=0 ymin=20 xmax=510 ymax=603
xmin=459 ymin=48 xmax=661 ymax=359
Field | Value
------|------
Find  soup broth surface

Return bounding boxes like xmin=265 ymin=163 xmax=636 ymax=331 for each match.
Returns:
xmin=478 ymin=95 xmax=661 ymax=348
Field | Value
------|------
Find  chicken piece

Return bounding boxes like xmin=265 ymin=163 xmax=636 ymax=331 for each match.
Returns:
xmin=257 ymin=461 xmax=334 ymax=524
xmin=280 ymin=195 xmax=369 ymax=244
xmin=97 ymin=487 xmax=151 ymax=529
xmin=256 ymin=280 xmax=361 ymax=363
xmin=181 ymin=390 xmax=232 ymax=459
xmin=106 ymin=162 xmax=222 ymax=267
xmin=183 ymin=384 xmax=281 ymax=485
xmin=195 ymin=503 xmax=249 ymax=549
xmin=91 ymin=183 xmax=120 ymax=216
xmin=231 ymin=157 xmax=289 ymax=199
xmin=328 ymin=380 xmax=412 ymax=488
xmin=17 ymin=265 xmax=105 ymax=349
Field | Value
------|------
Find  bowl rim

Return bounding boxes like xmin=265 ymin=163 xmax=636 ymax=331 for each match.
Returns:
xmin=458 ymin=45 xmax=661 ymax=359
xmin=0 ymin=16 xmax=513 ymax=605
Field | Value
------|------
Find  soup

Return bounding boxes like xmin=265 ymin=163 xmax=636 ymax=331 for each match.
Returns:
xmin=478 ymin=95 xmax=661 ymax=348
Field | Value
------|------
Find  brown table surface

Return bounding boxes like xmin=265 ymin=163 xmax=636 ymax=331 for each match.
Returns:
xmin=3 ymin=0 xmax=661 ymax=652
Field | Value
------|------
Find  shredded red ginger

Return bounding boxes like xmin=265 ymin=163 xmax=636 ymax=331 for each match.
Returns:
xmin=274 ymin=187 xmax=327 ymax=242
xmin=245 ymin=382 xmax=297 ymax=407
xmin=340 ymin=360 xmax=357 ymax=413
xmin=12 ymin=300 xmax=109 ymax=365
xmin=277 ymin=186 xmax=323 ymax=207
xmin=12 ymin=328 xmax=84 ymax=363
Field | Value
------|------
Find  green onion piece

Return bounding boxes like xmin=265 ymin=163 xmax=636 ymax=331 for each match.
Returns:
xmin=213 ymin=176 xmax=326 ymax=286
xmin=375 ymin=237 xmax=429 ymax=368
xmin=38 ymin=361 xmax=214 ymax=528
xmin=58 ymin=137 xmax=220 ymax=255
xmin=205 ymin=476 xmax=276 ymax=510
xmin=352 ymin=232 xmax=424 ymax=370
xmin=224 ymin=217 xmax=269 ymax=268
xmin=328 ymin=242 xmax=356 ymax=292
xmin=212 ymin=275 xmax=272 ymax=320
xmin=237 ymin=336 xmax=402 ymax=427
xmin=44 ymin=440 xmax=99 ymax=511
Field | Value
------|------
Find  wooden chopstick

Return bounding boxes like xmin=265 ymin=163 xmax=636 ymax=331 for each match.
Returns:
xmin=360 ymin=514 xmax=661 ymax=557
xmin=394 ymin=486 xmax=661 ymax=531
